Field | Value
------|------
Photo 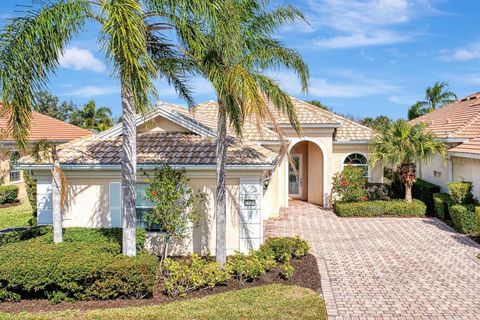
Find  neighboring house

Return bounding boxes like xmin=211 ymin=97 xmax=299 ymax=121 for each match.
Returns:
xmin=0 ymin=105 xmax=91 ymax=187
xmin=410 ymin=92 xmax=480 ymax=199
xmin=18 ymin=98 xmax=382 ymax=254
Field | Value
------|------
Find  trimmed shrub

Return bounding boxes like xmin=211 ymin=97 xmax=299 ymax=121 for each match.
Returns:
xmin=0 ymin=240 xmax=158 ymax=302
xmin=23 ymin=171 xmax=37 ymax=217
xmin=162 ymin=254 xmax=230 ymax=297
xmin=449 ymin=182 xmax=474 ymax=205
xmin=366 ymin=183 xmax=390 ymax=201
xmin=0 ymin=185 xmax=18 ymax=205
xmin=0 ymin=226 xmax=51 ymax=246
xmin=334 ymin=199 xmax=426 ymax=217
xmin=433 ymin=193 xmax=451 ymax=220
xmin=450 ymin=204 xmax=479 ymax=234
xmin=226 ymin=251 xmax=276 ymax=284
xmin=332 ymin=165 xmax=367 ymax=202
xmin=412 ymin=179 xmax=441 ymax=215
xmin=260 ymin=236 xmax=311 ymax=263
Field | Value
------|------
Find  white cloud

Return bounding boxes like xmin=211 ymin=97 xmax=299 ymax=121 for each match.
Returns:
xmin=438 ymin=43 xmax=480 ymax=61
xmin=307 ymin=0 xmax=435 ymax=48
xmin=65 ymin=85 xmax=119 ymax=97
xmin=59 ymin=47 xmax=105 ymax=72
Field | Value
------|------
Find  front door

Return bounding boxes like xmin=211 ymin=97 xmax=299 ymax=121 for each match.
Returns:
xmin=288 ymin=154 xmax=303 ymax=199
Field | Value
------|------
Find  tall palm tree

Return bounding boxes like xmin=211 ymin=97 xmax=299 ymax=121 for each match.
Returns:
xmin=0 ymin=0 xmax=216 ymax=255
xmin=75 ymin=100 xmax=114 ymax=132
xmin=176 ymin=0 xmax=309 ymax=265
xmin=408 ymin=82 xmax=457 ymax=120
xmin=370 ymin=120 xmax=446 ymax=202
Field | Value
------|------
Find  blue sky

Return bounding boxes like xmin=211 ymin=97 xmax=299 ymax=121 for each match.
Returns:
xmin=2 ymin=0 xmax=480 ymax=120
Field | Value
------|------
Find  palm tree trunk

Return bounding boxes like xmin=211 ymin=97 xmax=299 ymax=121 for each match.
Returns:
xmin=121 ymin=83 xmax=137 ymax=257
xmin=399 ymin=162 xmax=416 ymax=203
xmin=215 ymin=100 xmax=227 ymax=266
xmin=405 ymin=182 xmax=413 ymax=203
xmin=52 ymin=162 xmax=62 ymax=243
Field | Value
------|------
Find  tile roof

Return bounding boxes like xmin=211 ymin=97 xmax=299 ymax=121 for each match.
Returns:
xmin=20 ymin=131 xmax=278 ymax=166
xmin=409 ymin=93 xmax=480 ymax=139
xmin=0 ymin=104 xmax=91 ymax=142
xmin=448 ymin=138 xmax=480 ymax=156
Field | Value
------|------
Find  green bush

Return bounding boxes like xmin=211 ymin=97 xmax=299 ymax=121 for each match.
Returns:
xmin=334 ymin=199 xmax=426 ymax=217
xmin=365 ymin=183 xmax=390 ymax=201
xmin=449 ymin=182 xmax=474 ymax=205
xmin=0 ymin=226 xmax=51 ymax=246
xmin=0 ymin=185 xmax=19 ymax=205
xmin=332 ymin=165 xmax=367 ymax=202
xmin=0 ymin=240 xmax=158 ymax=302
xmin=412 ymin=179 xmax=441 ymax=215
xmin=226 ymin=251 xmax=276 ymax=284
xmin=162 ymin=254 xmax=230 ymax=297
xmin=260 ymin=236 xmax=310 ymax=262
xmin=23 ymin=171 xmax=37 ymax=217
xmin=450 ymin=204 xmax=479 ymax=234
xmin=433 ymin=193 xmax=451 ymax=220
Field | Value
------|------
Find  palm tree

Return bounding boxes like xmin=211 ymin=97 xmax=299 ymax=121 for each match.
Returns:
xmin=176 ymin=0 xmax=309 ymax=265
xmin=75 ymin=100 xmax=114 ymax=132
xmin=408 ymin=82 xmax=457 ymax=120
xmin=370 ymin=120 xmax=445 ymax=202
xmin=0 ymin=0 xmax=215 ymax=255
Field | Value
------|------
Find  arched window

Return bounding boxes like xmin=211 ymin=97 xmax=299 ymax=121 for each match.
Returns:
xmin=9 ymin=151 xmax=21 ymax=182
xmin=343 ymin=153 xmax=368 ymax=177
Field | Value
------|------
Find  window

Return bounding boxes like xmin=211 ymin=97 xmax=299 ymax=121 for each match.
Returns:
xmin=434 ymin=171 xmax=442 ymax=178
xmin=9 ymin=152 xmax=21 ymax=183
xmin=135 ymin=184 xmax=162 ymax=231
xmin=343 ymin=153 xmax=368 ymax=177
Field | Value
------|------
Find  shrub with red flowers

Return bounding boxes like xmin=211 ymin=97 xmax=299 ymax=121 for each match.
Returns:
xmin=332 ymin=164 xmax=368 ymax=203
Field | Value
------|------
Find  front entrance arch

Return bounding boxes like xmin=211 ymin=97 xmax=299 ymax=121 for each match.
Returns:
xmin=288 ymin=139 xmax=325 ymax=206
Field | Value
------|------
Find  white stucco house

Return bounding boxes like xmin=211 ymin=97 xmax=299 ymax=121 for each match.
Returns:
xmin=410 ymin=92 xmax=480 ymax=199
xmin=19 ymin=98 xmax=382 ymax=255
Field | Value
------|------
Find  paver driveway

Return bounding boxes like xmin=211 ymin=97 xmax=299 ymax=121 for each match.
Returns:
xmin=264 ymin=201 xmax=480 ymax=319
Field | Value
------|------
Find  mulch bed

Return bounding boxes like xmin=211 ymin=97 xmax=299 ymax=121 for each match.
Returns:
xmin=0 ymin=253 xmax=321 ymax=313
xmin=0 ymin=200 xmax=21 ymax=209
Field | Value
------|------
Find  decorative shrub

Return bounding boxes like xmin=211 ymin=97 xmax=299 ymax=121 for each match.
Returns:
xmin=334 ymin=199 xmax=426 ymax=217
xmin=389 ymin=172 xmax=405 ymax=199
xmin=365 ymin=183 xmax=390 ymax=201
xmin=0 ymin=185 xmax=19 ymax=205
xmin=433 ymin=193 xmax=451 ymax=220
xmin=449 ymin=182 xmax=474 ymax=205
xmin=260 ymin=236 xmax=311 ymax=262
xmin=450 ymin=204 xmax=479 ymax=234
xmin=332 ymin=165 xmax=367 ymax=202
xmin=0 ymin=226 xmax=51 ymax=246
xmin=0 ymin=240 xmax=158 ymax=302
xmin=162 ymin=254 xmax=230 ymax=297
xmin=226 ymin=251 xmax=275 ymax=284
xmin=23 ymin=171 xmax=37 ymax=217
xmin=412 ymin=179 xmax=441 ymax=215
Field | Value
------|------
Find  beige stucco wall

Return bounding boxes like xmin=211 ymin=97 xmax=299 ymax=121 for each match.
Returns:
xmin=419 ymin=154 xmax=449 ymax=192
xmin=331 ymin=144 xmax=383 ymax=183
xmin=290 ymin=141 xmax=309 ymax=200
xmin=308 ymin=142 xmax=324 ymax=205
xmin=451 ymin=157 xmax=480 ymax=201
xmin=262 ymin=155 xmax=288 ymax=219
xmin=137 ymin=117 xmax=189 ymax=133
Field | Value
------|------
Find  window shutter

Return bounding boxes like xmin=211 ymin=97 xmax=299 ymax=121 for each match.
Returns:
xmin=109 ymin=182 xmax=122 ymax=228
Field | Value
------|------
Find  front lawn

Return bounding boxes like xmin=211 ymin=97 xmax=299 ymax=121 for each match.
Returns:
xmin=0 ymin=284 xmax=327 ymax=320
xmin=0 ymin=199 xmax=33 ymax=230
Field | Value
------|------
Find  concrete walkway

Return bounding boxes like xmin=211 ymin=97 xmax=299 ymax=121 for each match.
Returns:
xmin=264 ymin=201 xmax=480 ymax=319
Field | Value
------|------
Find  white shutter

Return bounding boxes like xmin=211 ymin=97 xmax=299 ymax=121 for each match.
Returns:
xmin=109 ymin=182 xmax=122 ymax=227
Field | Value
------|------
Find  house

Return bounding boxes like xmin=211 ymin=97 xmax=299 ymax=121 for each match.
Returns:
xmin=0 ymin=106 xmax=91 ymax=188
xmin=410 ymin=92 xmax=480 ymax=199
xmin=18 ymin=98 xmax=382 ymax=254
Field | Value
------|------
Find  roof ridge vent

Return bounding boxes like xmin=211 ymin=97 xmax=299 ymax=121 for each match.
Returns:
xmin=445 ymin=118 xmax=451 ymax=124
xmin=469 ymin=96 xmax=477 ymax=100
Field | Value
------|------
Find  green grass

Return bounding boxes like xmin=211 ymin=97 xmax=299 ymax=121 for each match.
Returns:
xmin=0 ymin=284 xmax=327 ymax=320
xmin=0 ymin=198 xmax=33 ymax=230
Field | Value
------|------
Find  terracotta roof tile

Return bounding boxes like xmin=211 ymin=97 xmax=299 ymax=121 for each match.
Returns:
xmin=449 ymin=138 xmax=480 ymax=156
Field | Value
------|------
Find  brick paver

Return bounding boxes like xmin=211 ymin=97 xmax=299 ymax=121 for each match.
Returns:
xmin=264 ymin=201 xmax=480 ymax=319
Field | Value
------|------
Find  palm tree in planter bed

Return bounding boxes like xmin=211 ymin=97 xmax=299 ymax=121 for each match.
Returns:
xmin=0 ymin=0 xmax=221 ymax=255
xmin=175 ymin=0 xmax=309 ymax=265
xmin=370 ymin=120 xmax=445 ymax=203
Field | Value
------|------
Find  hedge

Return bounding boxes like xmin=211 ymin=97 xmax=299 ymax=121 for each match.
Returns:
xmin=433 ymin=193 xmax=451 ymax=220
xmin=450 ymin=204 xmax=479 ymax=234
xmin=448 ymin=182 xmax=474 ymax=205
xmin=412 ymin=179 xmax=441 ymax=215
xmin=0 ymin=226 xmax=51 ymax=246
xmin=0 ymin=185 xmax=19 ymax=205
xmin=334 ymin=199 xmax=426 ymax=217
xmin=23 ymin=171 xmax=37 ymax=216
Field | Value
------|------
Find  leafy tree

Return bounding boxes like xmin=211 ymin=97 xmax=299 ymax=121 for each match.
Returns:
xmin=361 ymin=115 xmax=391 ymax=131
xmin=408 ymin=82 xmax=457 ymax=120
xmin=74 ymin=100 xmax=114 ymax=131
xmin=176 ymin=0 xmax=309 ymax=265
xmin=143 ymin=165 xmax=204 ymax=263
xmin=370 ymin=120 xmax=446 ymax=202
xmin=306 ymin=100 xmax=331 ymax=111
xmin=0 ymin=0 xmax=211 ymax=255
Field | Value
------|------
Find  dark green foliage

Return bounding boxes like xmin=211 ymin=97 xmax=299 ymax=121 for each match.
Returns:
xmin=260 ymin=236 xmax=311 ymax=263
xmin=433 ymin=193 xmax=451 ymax=220
xmin=332 ymin=166 xmax=367 ymax=202
xmin=0 ymin=226 xmax=51 ymax=246
xmin=448 ymin=182 xmax=474 ymax=205
xmin=412 ymin=179 xmax=441 ymax=215
xmin=389 ymin=172 xmax=405 ymax=199
xmin=365 ymin=183 xmax=390 ymax=201
xmin=334 ymin=200 xmax=426 ymax=217
xmin=0 ymin=236 xmax=157 ymax=302
xmin=0 ymin=185 xmax=19 ymax=204
xmin=450 ymin=204 xmax=479 ymax=234
xmin=23 ymin=171 xmax=37 ymax=216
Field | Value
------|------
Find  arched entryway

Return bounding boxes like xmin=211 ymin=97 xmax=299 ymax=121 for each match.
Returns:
xmin=288 ymin=140 xmax=324 ymax=206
